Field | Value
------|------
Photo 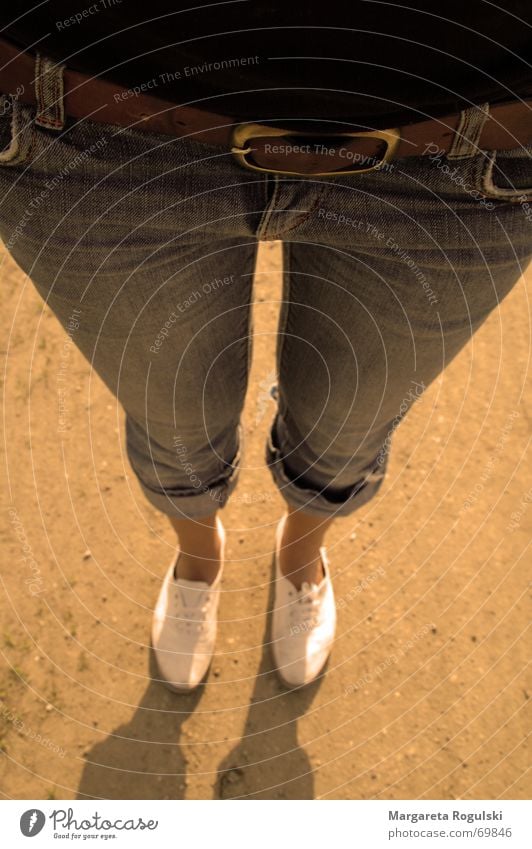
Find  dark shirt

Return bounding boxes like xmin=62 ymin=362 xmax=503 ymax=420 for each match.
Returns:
xmin=1 ymin=1 xmax=531 ymax=126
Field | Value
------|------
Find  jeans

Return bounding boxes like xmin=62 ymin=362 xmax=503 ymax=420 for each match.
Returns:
xmin=1 ymin=91 xmax=531 ymax=518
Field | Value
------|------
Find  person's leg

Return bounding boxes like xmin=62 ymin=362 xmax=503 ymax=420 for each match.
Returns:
xmin=266 ymin=136 xmax=531 ymax=686
xmin=0 ymin=88 xmax=269 ymax=690
xmin=168 ymin=512 xmax=222 ymax=584
xmin=0 ymin=96 xmax=264 ymax=539
xmin=267 ymin=142 xmax=532 ymax=531
xmin=277 ymin=505 xmax=332 ymax=588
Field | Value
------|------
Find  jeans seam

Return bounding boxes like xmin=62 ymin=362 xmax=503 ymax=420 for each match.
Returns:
xmin=276 ymin=241 xmax=293 ymax=380
xmin=239 ymin=286 xmax=255 ymax=408
xmin=267 ymin=180 xmax=330 ymax=240
xmin=255 ymin=174 xmax=280 ymax=239
xmin=480 ymin=149 xmax=532 ymax=201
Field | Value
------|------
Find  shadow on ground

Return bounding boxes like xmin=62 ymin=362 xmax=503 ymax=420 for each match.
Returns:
xmin=77 ymin=562 xmax=323 ymax=800
xmin=215 ymin=653 xmax=322 ymax=799
xmin=76 ymin=649 xmax=203 ymax=800
xmin=215 ymin=565 xmax=322 ymax=799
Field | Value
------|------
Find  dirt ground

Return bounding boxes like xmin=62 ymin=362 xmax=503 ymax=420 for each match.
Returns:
xmin=0 ymin=239 xmax=530 ymax=800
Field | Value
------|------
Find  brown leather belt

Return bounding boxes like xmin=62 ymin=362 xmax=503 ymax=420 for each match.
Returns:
xmin=1 ymin=35 xmax=531 ymax=177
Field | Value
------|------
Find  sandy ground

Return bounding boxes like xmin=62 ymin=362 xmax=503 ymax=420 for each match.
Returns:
xmin=0 ymin=239 xmax=530 ymax=800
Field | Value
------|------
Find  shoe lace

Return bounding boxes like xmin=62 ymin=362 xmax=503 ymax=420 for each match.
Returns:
xmin=288 ymin=582 xmax=325 ymax=632
xmin=174 ymin=593 xmax=212 ymax=634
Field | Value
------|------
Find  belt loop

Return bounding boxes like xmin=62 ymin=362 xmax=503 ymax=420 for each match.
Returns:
xmin=447 ymin=102 xmax=490 ymax=160
xmin=34 ymin=52 xmax=66 ymax=131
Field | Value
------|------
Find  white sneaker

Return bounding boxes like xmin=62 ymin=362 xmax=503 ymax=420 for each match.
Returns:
xmin=151 ymin=517 xmax=225 ymax=692
xmin=271 ymin=515 xmax=336 ymax=688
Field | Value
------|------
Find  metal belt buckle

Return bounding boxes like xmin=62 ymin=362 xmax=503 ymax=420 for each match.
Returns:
xmin=231 ymin=123 xmax=401 ymax=176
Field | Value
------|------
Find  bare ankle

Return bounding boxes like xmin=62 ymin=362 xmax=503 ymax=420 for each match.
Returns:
xmin=278 ymin=509 xmax=330 ymax=589
xmin=175 ymin=550 xmax=222 ymax=584
xmin=168 ymin=512 xmax=223 ymax=584
xmin=279 ymin=554 xmax=325 ymax=589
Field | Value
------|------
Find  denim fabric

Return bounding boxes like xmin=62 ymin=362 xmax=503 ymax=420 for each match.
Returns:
xmin=0 ymin=94 xmax=531 ymax=518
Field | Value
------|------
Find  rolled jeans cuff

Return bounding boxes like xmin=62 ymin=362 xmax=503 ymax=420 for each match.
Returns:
xmin=265 ymin=429 xmax=387 ymax=518
xmin=133 ymin=451 xmax=241 ymax=519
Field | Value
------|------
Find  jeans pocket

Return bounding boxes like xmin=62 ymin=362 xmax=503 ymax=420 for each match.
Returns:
xmin=478 ymin=144 xmax=532 ymax=202
xmin=0 ymin=94 xmax=37 ymax=166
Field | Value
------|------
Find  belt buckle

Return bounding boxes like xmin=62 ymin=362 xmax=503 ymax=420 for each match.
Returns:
xmin=231 ymin=123 xmax=401 ymax=176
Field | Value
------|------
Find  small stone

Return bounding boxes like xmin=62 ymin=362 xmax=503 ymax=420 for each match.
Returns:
xmin=349 ymin=533 xmax=356 ymax=541
xmin=45 ymin=703 xmax=53 ymax=712
xmin=82 ymin=550 xmax=92 ymax=561
xmin=212 ymin=668 xmax=221 ymax=677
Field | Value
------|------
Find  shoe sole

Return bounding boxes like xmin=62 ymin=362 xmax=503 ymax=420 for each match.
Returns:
xmin=160 ymin=676 xmax=204 ymax=694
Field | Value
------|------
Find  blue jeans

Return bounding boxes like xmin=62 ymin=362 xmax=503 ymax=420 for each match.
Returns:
xmin=0 ymin=92 xmax=531 ymax=518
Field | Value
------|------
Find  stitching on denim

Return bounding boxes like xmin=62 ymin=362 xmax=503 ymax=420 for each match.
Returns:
xmin=256 ymin=174 xmax=280 ymax=239
xmin=276 ymin=242 xmax=292 ymax=381
xmin=447 ymin=102 xmax=489 ymax=160
xmin=0 ymin=99 xmax=36 ymax=166
xmin=35 ymin=53 xmax=66 ymax=131
xmin=266 ymin=181 xmax=330 ymax=240
xmin=239 ymin=266 xmax=255 ymax=407
xmin=481 ymin=149 xmax=532 ymax=201
xmin=0 ymin=96 xmax=22 ymax=163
